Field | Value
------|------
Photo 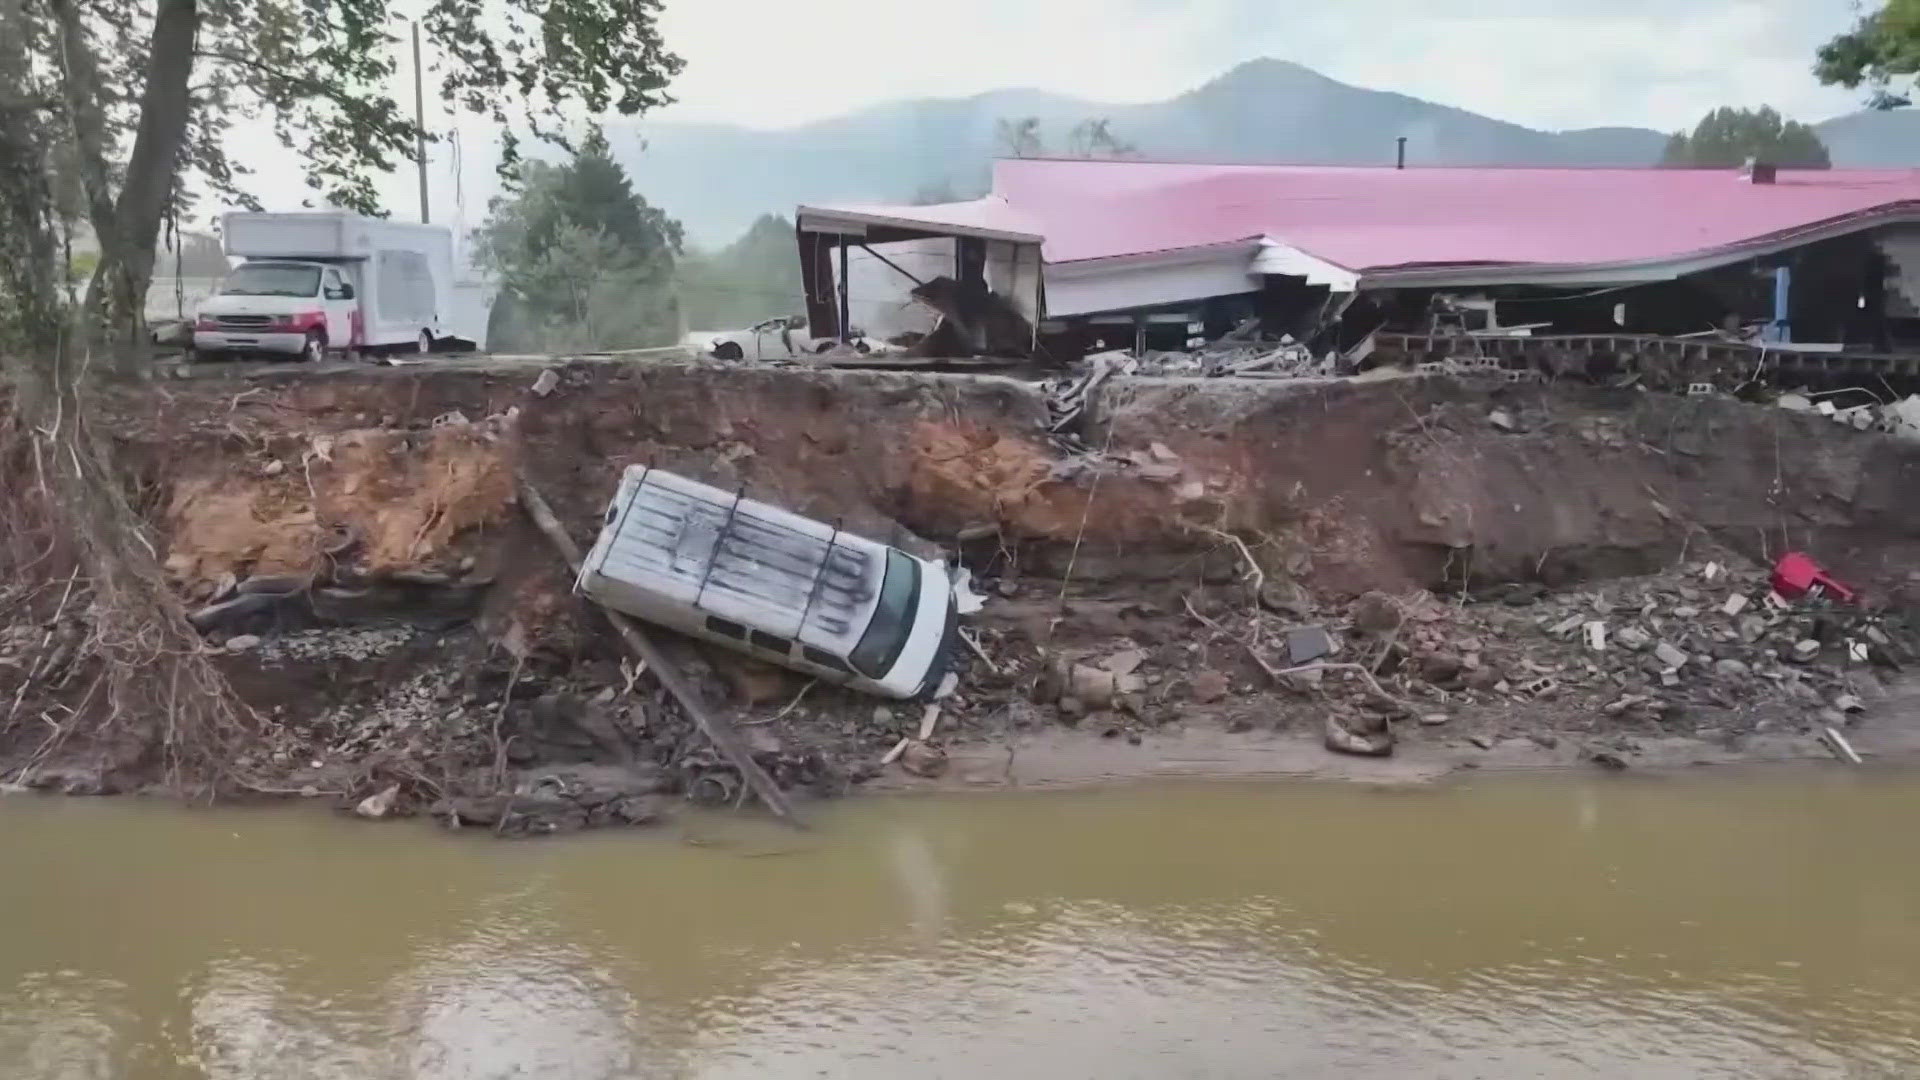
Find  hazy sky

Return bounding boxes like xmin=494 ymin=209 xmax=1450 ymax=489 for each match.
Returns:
xmin=228 ymin=0 xmax=1876 ymax=230
xmin=651 ymin=0 xmax=1865 ymax=132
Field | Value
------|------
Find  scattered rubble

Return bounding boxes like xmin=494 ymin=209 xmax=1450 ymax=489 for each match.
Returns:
xmin=7 ymin=357 xmax=1920 ymax=836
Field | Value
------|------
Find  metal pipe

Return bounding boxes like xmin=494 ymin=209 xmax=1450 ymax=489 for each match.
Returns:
xmin=856 ymin=242 xmax=926 ymax=287
xmin=1396 ymin=137 xmax=1407 ymax=170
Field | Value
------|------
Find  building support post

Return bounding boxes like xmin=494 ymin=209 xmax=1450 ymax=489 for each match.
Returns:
xmin=837 ymin=236 xmax=851 ymax=343
xmin=1766 ymin=264 xmax=1792 ymax=344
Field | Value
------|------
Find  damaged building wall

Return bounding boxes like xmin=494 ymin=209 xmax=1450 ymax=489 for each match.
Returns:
xmin=843 ymin=238 xmax=951 ymax=339
xmin=984 ymin=240 xmax=1043 ymax=325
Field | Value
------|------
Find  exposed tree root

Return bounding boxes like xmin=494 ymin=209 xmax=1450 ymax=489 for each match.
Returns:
xmin=0 ymin=378 xmax=257 ymax=795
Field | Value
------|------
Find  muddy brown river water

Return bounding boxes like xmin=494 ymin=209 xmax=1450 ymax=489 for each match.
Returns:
xmin=2 ymin=770 xmax=1918 ymax=1078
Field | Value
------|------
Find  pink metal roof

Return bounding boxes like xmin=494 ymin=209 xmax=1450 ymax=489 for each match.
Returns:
xmin=798 ymin=195 xmax=1044 ymax=243
xmin=986 ymin=160 xmax=1920 ymax=273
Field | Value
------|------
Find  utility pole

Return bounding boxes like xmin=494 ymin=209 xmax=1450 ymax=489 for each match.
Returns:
xmin=412 ymin=20 xmax=429 ymax=223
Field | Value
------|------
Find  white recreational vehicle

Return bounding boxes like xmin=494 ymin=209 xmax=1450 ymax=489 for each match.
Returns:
xmin=192 ymin=211 xmax=489 ymax=362
xmin=576 ymin=468 xmax=958 ymax=700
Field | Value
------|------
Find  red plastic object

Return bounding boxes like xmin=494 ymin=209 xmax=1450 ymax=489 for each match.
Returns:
xmin=1771 ymin=552 xmax=1856 ymax=604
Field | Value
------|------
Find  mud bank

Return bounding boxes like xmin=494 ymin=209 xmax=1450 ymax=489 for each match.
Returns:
xmin=5 ymin=359 xmax=1920 ymax=831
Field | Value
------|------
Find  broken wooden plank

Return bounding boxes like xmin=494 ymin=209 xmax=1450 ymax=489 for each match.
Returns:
xmin=1821 ymin=725 xmax=1863 ymax=766
xmin=516 ymin=473 xmax=803 ymax=828
xmin=880 ymin=737 xmax=911 ymax=766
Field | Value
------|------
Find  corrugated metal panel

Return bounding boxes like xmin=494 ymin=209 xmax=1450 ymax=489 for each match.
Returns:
xmin=593 ymin=468 xmax=880 ymax=650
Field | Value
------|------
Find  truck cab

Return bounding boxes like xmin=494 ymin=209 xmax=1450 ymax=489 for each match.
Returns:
xmin=192 ymin=259 xmax=360 ymax=363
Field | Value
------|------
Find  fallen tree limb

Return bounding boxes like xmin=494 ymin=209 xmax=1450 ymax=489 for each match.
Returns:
xmin=515 ymin=473 xmax=802 ymax=828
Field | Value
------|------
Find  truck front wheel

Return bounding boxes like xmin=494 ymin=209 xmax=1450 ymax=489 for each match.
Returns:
xmin=299 ymin=331 xmax=325 ymax=364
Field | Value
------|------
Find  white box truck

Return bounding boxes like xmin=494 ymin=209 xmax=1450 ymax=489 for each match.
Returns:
xmin=192 ymin=212 xmax=479 ymax=362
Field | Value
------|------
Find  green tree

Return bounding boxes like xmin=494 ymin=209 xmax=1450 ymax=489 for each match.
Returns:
xmin=676 ymin=214 xmax=807 ymax=332
xmin=994 ymin=116 xmax=1138 ymax=160
xmin=0 ymin=0 xmax=681 ymax=791
xmin=995 ymin=116 xmax=1044 ymax=158
xmin=1065 ymin=118 xmax=1137 ymax=159
xmin=477 ymin=142 xmax=682 ymax=351
xmin=1817 ymin=0 xmax=1920 ymax=107
xmin=1659 ymin=107 xmax=1831 ymax=169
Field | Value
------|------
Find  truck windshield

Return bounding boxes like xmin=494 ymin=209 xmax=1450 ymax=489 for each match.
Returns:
xmin=220 ymin=263 xmax=321 ymax=298
xmin=849 ymin=550 xmax=921 ymax=679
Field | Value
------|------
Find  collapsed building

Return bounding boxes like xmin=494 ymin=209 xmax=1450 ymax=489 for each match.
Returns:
xmin=795 ymin=159 xmax=1920 ymax=391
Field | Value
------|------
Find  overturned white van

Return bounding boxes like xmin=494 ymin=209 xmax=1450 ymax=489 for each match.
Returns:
xmin=576 ymin=468 xmax=957 ymax=700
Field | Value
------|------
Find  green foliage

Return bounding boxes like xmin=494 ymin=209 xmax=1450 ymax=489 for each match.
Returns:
xmin=995 ymin=117 xmax=1044 ymax=159
xmin=67 ymin=249 xmax=99 ymax=285
xmin=675 ymin=214 xmax=806 ymax=332
xmin=476 ymin=137 xmax=681 ymax=351
xmin=1065 ymin=118 xmax=1137 ymax=160
xmin=1817 ymin=0 xmax=1920 ymax=108
xmin=993 ymin=116 xmax=1137 ymax=160
xmin=1659 ymin=107 xmax=1831 ymax=169
xmin=1 ymin=0 xmax=684 ymax=362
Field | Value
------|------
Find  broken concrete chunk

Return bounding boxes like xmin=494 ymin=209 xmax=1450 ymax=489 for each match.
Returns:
xmin=1792 ymin=639 xmax=1821 ymax=661
xmin=1420 ymin=713 xmax=1451 ymax=726
xmin=1286 ymin=626 xmax=1334 ymax=665
xmin=1258 ymin=578 xmax=1313 ymax=620
xmin=1614 ymin=626 xmax=1652 ymax=651
xmin=1350 ymin=592 xmax=1402 ymax=634
xmin=531 ymin=369 xmax=559 ymax=397
xmin=1737 ymin=614 xmax=1769 ymax=644
xmin=1324 ymin=714 xmax=1393 ymax=757
xmin=1420 ymin=653 xmax=1464 ymax=683
xmin=1487 ymin=409 xmax=1517 ymax=431
xmin=1722 ymin=594 xmax=1751 ymax=617
xmin=1102 ymin=648 xmax=1148 ymax=676
xmin=1713 ymin=658 xmax=1751 ymax=678
xmin=1654 ymin=642 xmax=1689 ymax=669
xmin=1069 ymin=664 xmax=1118 ymax=708
xmin=1189 ymin=670 xmax=1229 ymax=704
xmin=1584 ymin=621 xmax=1608 ymax=651
xmin=1833 ymin=693 xmax=1865 ymax=714
xmin=224 ymin=634 xmax=262 ymax=652
xmin=1548 ymin=614 xmax=1585 ymax=637
xmin=354 ymin=784 xmax=401 ymax=819
xmin=1148 ymin=441 xmax=1179 ymax=462
xmin=899 ymin=741 xmax=949 ymax=778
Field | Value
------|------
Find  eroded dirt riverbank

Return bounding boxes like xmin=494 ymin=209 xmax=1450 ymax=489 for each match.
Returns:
xmin=4 ymin=358 xmax=1920 ymax=830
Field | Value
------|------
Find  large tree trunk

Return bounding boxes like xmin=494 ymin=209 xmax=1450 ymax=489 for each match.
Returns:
xmin=50 ymin=0 xmax=199 ymax=366
xmin=4 ymin=0 xmax=250 ymax=791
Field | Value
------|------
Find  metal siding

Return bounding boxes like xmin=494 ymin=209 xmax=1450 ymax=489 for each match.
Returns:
xmin=579 ymin=467 xmax=882 ymax=654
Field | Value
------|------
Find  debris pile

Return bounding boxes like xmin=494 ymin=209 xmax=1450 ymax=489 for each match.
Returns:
xmin=1777 ymin=390 xmax=1920 ymax=442
xmin=1186 ymin=557 xmax=1913 ymax=758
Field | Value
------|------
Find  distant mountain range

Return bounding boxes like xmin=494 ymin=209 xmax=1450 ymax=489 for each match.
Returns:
xmin=601 ymin=58 xmax=1920 ymax=246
